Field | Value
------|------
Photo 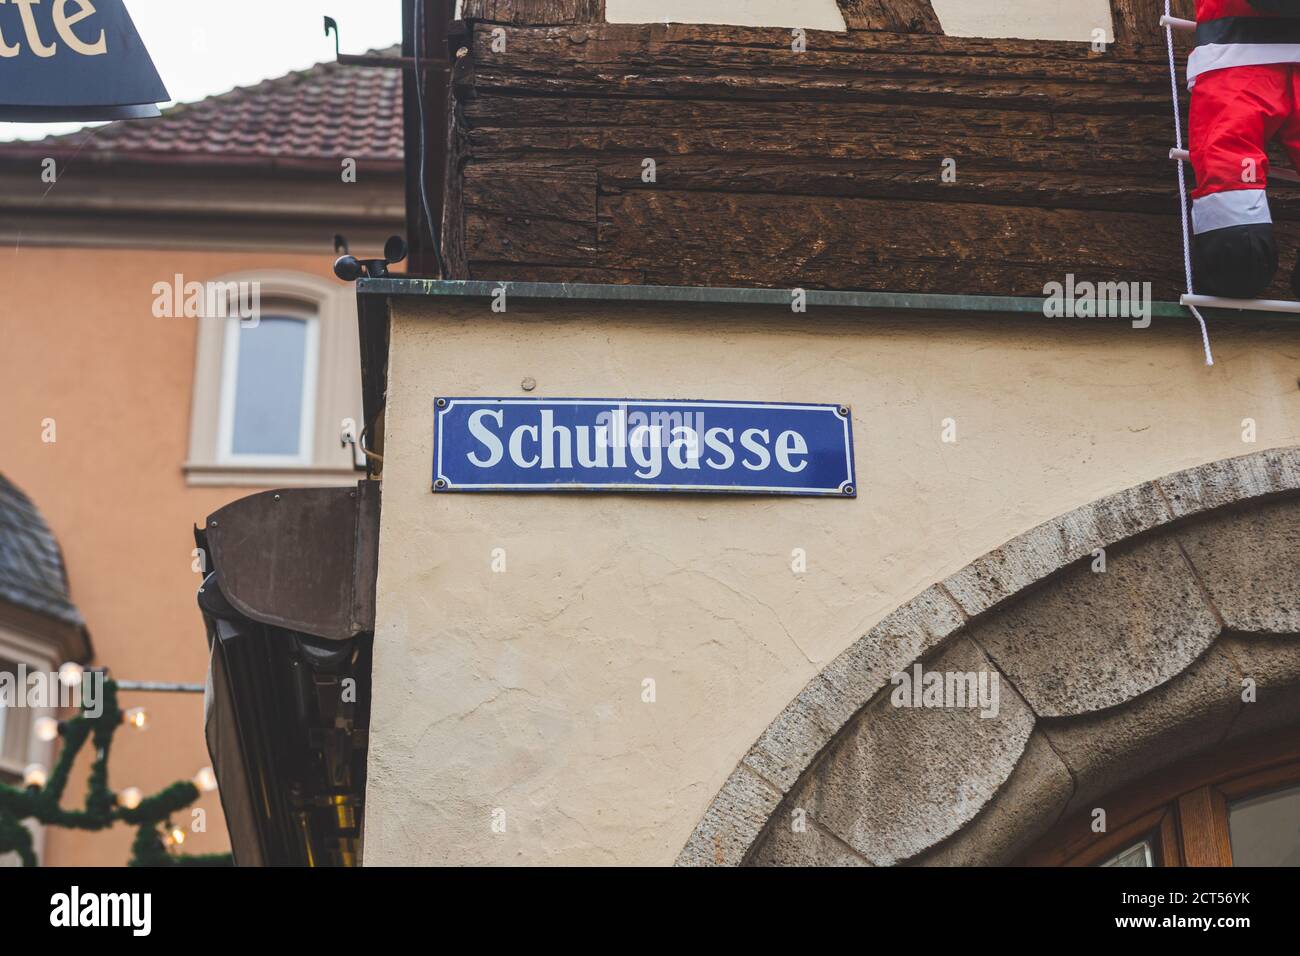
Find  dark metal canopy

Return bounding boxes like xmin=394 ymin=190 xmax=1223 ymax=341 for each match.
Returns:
xmin=195 ymin=483 xmax=380 ymax=866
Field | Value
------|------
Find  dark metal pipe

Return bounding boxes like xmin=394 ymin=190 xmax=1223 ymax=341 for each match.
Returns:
xmin=402 ymin=0 xmax=454 ymax=277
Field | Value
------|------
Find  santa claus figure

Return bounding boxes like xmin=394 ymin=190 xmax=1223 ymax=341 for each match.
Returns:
xmin=1190 ymin=0 xmax=1300 ymax=298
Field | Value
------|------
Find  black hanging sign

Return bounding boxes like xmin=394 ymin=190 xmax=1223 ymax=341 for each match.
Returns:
xmin=0 ymin=0 xmax=169 ymax=122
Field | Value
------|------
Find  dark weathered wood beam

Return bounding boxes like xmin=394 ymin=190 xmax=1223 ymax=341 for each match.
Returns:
xmin=432 ymin=20 xmax=1300 ymax=300
xmin=1110 ymin=0 xmax=1195 ymax=53
xmin=837 ymin=0 xmax=943 ymax=34
xmin=460 ymin=0 xmax=605 ymax=23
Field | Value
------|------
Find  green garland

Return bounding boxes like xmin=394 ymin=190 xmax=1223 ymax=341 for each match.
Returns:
xmin=0 ymin=679 xmax=232 ymax=867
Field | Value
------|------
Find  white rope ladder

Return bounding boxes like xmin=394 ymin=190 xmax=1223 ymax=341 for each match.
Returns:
xmin=1163 ymin=5 xmax=1215 ymax=365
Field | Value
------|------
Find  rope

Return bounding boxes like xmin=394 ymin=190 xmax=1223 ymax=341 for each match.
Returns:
xmin=1165 ymin=1 xmax=1215 ymax=365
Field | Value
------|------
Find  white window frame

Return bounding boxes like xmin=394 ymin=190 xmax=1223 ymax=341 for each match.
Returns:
xmin=0 ymin=656 xmax=33 ymax=779
xmin=185 ymin=270 xmax=364 ymax=488
xmin=214 ymin=307 xmax=321 ymax=468
xmin=0 ymin=634 xmax=57 ymax=780
xmin=0 ymin=630 xmax=60 ymax=865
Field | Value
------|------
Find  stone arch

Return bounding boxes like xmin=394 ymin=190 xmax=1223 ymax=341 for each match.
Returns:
xmin=677 ymin=447 xmax=1300 ymax=866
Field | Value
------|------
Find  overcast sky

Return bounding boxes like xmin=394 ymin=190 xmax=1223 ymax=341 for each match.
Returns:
xmin=0 ymin=0 xmax=403 ymax=142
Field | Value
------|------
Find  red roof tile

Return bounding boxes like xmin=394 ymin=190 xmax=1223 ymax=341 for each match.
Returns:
xmin=1 ymin=47 xmax=403 ymax=167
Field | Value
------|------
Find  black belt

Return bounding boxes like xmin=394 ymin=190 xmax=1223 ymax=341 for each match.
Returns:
xmin=1195 ymin=16 xmax=1300 ymax=46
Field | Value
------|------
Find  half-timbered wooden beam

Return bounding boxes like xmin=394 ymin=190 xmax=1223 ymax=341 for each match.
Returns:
xmin=1110 ymin=0 xmax=1195 ymax=53
xmin=837 ymin=0 xmax=944 ymax=34
xmin=459 ymin=0 xmax=605 ymax=23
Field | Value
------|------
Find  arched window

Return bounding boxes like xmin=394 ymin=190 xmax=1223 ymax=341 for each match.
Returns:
xmin=1024 ymin=735 xmax=1300 ymax=867
xmin=0 ymin=473 xmax=83 ymax=863
xmin=185 ymin=271 xmax=363 ymax=487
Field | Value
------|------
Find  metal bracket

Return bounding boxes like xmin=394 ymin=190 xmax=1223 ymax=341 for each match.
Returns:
xmin=324 ymin=15 xmax=340 ymax=56
xmin=323 ymin=14 xmax=448 ymax=69
xmin=1181 ymin=294 xmax=1300 ymax=315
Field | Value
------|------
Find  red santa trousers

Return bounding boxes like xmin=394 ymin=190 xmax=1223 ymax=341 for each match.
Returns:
xmin=1188 ymin=0 xmax=1300 ymax=296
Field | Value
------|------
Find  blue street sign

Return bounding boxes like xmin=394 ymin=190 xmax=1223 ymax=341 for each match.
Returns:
xmin=0 ymin=0 xmax=169 ymax=122
xmin=433 ymin=398 xmax=856 ymax=497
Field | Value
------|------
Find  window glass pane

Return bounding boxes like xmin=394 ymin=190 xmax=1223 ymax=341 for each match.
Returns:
xmin=1229 ymin=784 xmax=1300 ymax=867
xmin=1102 ymin=840 xmax=1154 ymax=867
xmin=230 ymin=316 xmax=308 ymax=457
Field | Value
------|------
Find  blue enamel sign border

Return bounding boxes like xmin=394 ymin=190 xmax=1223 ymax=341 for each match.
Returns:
xmin=432 ymin=398 xmax=856 ymax=497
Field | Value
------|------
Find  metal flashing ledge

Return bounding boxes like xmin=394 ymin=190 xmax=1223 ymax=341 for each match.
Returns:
xmin=359 ymin=278 xmax=1300 ymax=323
xmin=359 ymin=277 xmax=1199 ymax=319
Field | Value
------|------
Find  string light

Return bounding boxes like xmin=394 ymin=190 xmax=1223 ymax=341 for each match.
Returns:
xmin=122 ymin=707 xmax=149 ymax=731
xmin=0 ymin=678 xmax=232 ymax=867
xmin=57 ymin=662 xmax=84 ymax=688
xmin=193 ymin=767 xmax=218 ymax=792
xmin=22 ymin=764 xmax=47 ymax=789
xmin=33 ymin=716 xmax=60 ymax=743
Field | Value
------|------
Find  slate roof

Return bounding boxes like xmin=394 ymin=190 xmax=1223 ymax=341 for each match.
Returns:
xmin=0 ymin=47 xmax=403 ymax=168
xmin=0 ymin=474 xmax=84 ymax=629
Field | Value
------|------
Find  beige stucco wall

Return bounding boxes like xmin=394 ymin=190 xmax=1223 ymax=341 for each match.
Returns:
xmin=607 ymin=0 xmax=847 ymax=30
xmin=364 ymin=300 xmax=1300 ymax=866
xmin=606 ymin=1 xmax=1114 ymax=41
xmin=931 ymin=0 xmax=1112 ymax=42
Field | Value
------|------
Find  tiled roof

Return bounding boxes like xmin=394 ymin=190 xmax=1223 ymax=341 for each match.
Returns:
xmin=3 ymin=47 xmax=403 ymax=166
xmin=0 ymin=474 xmax=84 ymax=629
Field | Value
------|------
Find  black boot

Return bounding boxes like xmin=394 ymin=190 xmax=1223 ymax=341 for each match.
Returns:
xmin=1291 ymin=253 xmax=1300 ymax=301
xmin=1194 ymin=223 xmax=1278 ymax=299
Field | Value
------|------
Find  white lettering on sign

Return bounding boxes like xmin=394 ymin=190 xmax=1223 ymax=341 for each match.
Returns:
xmin=0 ymin=0 xmax=108 ymax=59
xmin=466 ymin=409 xmax=504 ymax=467
xmin=704 ymin=427 xmax=734 ymax=469
xmin=436 ymin=398 xmax=854 ymax=496
xmin=776 ymin=430 xmax=809 ymax=472
xmin=466 ymin=410 xmax=810 ymax=480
